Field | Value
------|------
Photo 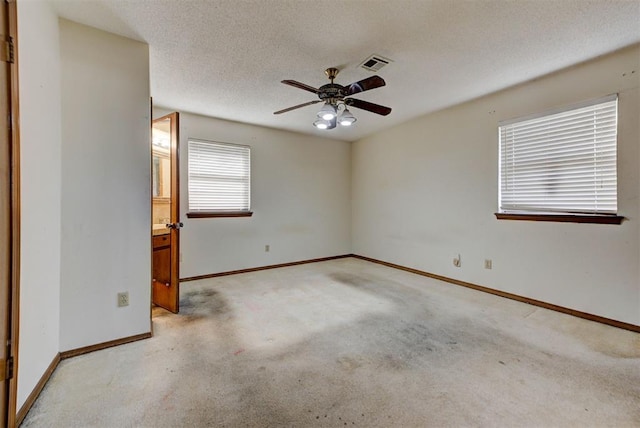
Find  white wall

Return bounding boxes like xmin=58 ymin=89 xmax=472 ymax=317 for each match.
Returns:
xmin=153 ymin=109 xmax=352 ymax=278
xmin=17 ymin=0 xmax=62 ymax=409
xmin=59 ymin=20 xmax=151 ymax=350
xmin=353 ymin=45 xmax=640 ymax=326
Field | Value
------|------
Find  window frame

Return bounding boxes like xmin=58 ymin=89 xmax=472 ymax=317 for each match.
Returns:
xmin=186 ymin=138 xmax=253 ymax=219
xmin=495 ymin=95 xmax=624 ymax=224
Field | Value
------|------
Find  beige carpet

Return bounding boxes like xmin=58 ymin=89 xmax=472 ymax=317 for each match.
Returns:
xmin=21 ymin=257 xmax=640 ymax=427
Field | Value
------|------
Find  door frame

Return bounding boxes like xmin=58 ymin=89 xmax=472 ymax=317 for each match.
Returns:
xmin=3 ymin=0 xmax=20 ymax=426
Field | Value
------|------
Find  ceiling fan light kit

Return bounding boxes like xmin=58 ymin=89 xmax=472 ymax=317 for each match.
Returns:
xmin=313 ymin=119 xmax=330 ymax=129
xmin=338 ymin=108 xmax=356 ymax=126
xmin=313 ymin=104 xmax=357 ymax=130
xmin=275 ymin=67 xmax=391 ymax=130
xmin=318 ymin=102 xmax=337 ymax=120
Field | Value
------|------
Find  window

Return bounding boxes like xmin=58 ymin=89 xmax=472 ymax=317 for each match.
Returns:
xmin=187 ymin=139 xmax=252 ymax=218
xmin=497 ymin=95 xmax=622 ymax=224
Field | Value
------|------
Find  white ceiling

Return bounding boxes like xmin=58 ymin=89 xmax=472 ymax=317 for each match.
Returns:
xmin=50 ymin=0 xmax=640 ymax=142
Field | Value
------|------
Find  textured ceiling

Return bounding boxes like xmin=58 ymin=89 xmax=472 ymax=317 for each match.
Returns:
xmin=50 ymin=0 xmax=640 ymax=142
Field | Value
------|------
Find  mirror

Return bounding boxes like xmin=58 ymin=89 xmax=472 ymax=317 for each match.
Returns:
xmin=152 ymin=148 xmax=170 ymax=199
xmin=152 ymin=119 xmax=171 ymax=200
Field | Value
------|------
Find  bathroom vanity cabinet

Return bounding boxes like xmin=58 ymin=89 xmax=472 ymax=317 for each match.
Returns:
xmin=152 ymin=233 xmax=171 ymax=289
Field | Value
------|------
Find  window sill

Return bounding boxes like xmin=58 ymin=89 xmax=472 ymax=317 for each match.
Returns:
xmin=495 ymin=212 xmax=624 ymax=224
xmin=187 ymin=211 xmax=253 ymax=219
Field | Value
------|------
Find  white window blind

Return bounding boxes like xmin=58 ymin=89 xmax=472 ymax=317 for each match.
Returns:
xmin=188 ymin=139 xmax=251 ymax=212
xmin=499 ymin=95 xmax=618 ymax=215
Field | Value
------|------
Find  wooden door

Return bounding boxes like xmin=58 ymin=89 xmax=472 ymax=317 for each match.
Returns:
xmin=151 ymin=112 xmax=181 ymax=313
xmin=1 ymin=0 xmax=18 ymax=425
xmin=0 ymin=8 xmax=9 ymax=422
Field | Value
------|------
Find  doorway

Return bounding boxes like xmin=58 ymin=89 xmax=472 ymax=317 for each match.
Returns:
xmin=1 ymin=0 xmax=19 ymax=426
xmin=151 ymin=112 xmax=181 ymax=313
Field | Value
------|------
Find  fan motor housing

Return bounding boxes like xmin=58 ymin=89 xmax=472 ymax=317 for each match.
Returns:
xmin=318 ymin=83 xmax=346 ymax=100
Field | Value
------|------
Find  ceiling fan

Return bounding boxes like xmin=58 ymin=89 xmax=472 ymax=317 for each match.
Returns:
xmin=274 ymin=67 xmax=392 ymax=130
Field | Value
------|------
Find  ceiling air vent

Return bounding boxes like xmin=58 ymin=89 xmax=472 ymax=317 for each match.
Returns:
xmin=360 ymin=54 xmax=393 ymax=72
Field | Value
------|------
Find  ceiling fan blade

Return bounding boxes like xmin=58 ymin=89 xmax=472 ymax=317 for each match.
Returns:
xmin=346 ymin=98 xmax=392 ymax=116
xmin=274 ymin=100 xmax=322 ymax=115
xmin=344 ymin=76 xmax=386 ymax=96
xmin=281 ymin=80 xmax=320 ymax=94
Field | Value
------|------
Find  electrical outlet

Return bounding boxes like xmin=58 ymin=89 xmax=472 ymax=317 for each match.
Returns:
xmin=484 ymin=259 xmax=492 ymax=269
xmin=453 ymin=254 xmax=461 ymax=267
xmin=117 ymin=292 xmax=129 ymax=307
xmin=265 ymin=244 xmax=270 ymax=252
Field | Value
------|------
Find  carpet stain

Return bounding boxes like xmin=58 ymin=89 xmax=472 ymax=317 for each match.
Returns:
xmin=329 ymin=271 xmax=423 ymax=308
xmin=330 ymin=272 xmax=371 ymax=288
xmin=337 ymin=356 xmax=365 ymax=372
xmin=380 ymin=354 xmax=408 ymax=371
xmin=178 ymin=288 xmax=230 ymax=322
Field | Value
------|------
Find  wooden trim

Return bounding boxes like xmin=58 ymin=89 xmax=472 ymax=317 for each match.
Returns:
xmin=187 ymin=211 xmax=253 ymax=218
xmin=15 ymin=353 xmax=60 ymax=426
xmin=352 ymin=255 xmax=640 ymax=333
xmin=59 ymin=332 xmax=152 ymax=360
xmin=495 ymin=212 xmax=625 ymax=224
xmin=7 ymin=1 xmax=20 ymax=426
xmin=181 ymin=254 xmax=352 ymax=282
